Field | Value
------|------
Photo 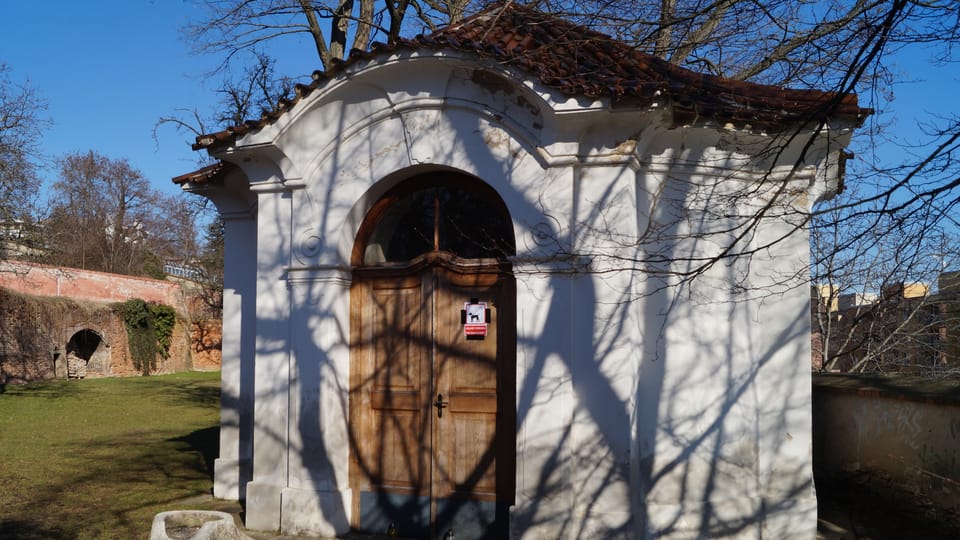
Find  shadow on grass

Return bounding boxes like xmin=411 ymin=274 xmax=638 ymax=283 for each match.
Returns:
xmin=0 ymin=519 xmax=75 ymax=540
xmin=0 ymin=374 xmax=224 ymax=539
xmin=171 ymin=426 xmax=220 ymax=482
xmin=0 ymin=379 xmax=84 ymax=400
xmin=0 ymin=428 xmax=222 ymax=539
xmin=1 ymin=422 xmax=220 ymax=535
xmin=165 ymin=379 xmax=221 ymax=410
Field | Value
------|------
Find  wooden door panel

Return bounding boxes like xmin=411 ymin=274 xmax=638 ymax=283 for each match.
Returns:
xmin=370 ymin=392 xmax=421 ymax=410
xmin=357 ymin=279 xmax=429 ymax=498
xmin=371 ymin=408 xmax=424 ymax=490
xmin=433 ymin=274 xmax=500 ymax=502
xmin=371 ymin=285 xmax=424 ymax=393
xmin=451 ymin=414 xmax=498 ymax=495
xmin=447 ymin=394 xmax=497 ymax=413
xmin=351 ymin=265 xmax=512 ymax=538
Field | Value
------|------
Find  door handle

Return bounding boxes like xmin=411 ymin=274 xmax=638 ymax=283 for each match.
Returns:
xmin=435 ymin=393 xmax=449 ymax=418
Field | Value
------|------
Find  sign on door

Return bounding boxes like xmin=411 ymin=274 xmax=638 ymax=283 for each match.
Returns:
xmin=462 ymin=300 xmax=489 ymax=338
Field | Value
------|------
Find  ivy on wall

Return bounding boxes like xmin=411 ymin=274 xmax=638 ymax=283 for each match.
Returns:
xmin=151 ymin=304 xmax=176 ymax=359
xmin=116 ymin=299 xmax=177 ymax=375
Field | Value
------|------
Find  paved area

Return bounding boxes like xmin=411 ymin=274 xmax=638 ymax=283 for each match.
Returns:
xmin=194 ymin=478 xmax=960 ymax=540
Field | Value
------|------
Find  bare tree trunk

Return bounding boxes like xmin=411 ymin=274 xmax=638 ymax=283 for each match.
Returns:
xmin=385 ymin=0 xmax=411 ymax=43
xmin=654 ymin=0 xmax=676 ymax=59
xmin=352 ymin=0 xmax=374 ymax=52
xmin=330 ymin=0 xmax=355 ymax=61
xmin=298 ymin=0 xmax=333 ymax=68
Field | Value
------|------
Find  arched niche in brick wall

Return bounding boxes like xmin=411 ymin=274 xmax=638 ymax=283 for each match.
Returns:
xmin=64 ymin=329 xmax=109 ymax=379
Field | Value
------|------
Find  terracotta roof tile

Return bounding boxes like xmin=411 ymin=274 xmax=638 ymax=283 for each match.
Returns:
xmin=172 ymin=161 xmax=234 ymax=186
xmin=189 ymin=2 xmax=872 ymax=152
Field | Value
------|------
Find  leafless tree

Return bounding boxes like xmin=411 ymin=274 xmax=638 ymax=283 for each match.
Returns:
xmin=165 ymin=3 xmax=960 ymax=537
xmin=42 ymin=151 xmax=195 ymax=278
xmin=185 ymin=0 xmax=467 ymax=73
xmin=536 ymin=0 xmax=885 ymax=85
xmin=192 ymin=216 xmax=225 ymax=317
xmin=185 ymin=0 xmax=910 ymax=87
xmin=155 ymin=51 xmax=292 ymax=167
xmin=0 ymin=63 xmax=49 ymax=258
xmin=543 ymin=0 xmax=960 ymax=373
xmin=812 ymin=188 xmax=960 ymax=373
xmin=177 ymin=0 xmax=960 ymax=377
xmin=155 ymin=53 xmax=285 ymax=304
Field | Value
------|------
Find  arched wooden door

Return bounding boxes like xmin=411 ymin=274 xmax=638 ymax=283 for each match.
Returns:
xmin=349 ymin=175 xmax=516 ymax=539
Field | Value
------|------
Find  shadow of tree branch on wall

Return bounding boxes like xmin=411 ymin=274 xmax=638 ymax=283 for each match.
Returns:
xmin=199 ymin=52 xmax=833 ymax=539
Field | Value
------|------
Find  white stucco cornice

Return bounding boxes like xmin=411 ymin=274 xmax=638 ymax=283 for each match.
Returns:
xmin=323 ymin=49 xmax=614 ymax=115
xmin=509 ymin=255 xmax=594 ymax=275
xmin=284 ymin=266 xmax=352 ymax=288
xmin=181 ymin=183 xmax=258 ymax=219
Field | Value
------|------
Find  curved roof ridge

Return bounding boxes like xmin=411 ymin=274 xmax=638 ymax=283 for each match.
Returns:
xmin=191 ymin=1 xmax=872 ymax=151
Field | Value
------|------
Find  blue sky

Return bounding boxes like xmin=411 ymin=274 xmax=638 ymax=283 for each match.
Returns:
xmin=1 ymin=0 xmax=317 ymax=198
xmin=2 ymin=1 xmax=956 ymax=200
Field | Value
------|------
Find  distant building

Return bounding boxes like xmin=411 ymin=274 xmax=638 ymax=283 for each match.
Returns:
xmin=163 ymin=261 xmax=205 ymax=282
xmin=0 ymin=219 xmax=44 ymax=259
xmin=837 ymin=292 xmax=878 ymax=311
xmin=813 ymin=272 xmax=960 ymax=373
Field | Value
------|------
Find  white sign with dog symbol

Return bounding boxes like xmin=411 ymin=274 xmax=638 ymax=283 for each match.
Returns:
xmin=463 ymin=301 xmax=488 ymax=338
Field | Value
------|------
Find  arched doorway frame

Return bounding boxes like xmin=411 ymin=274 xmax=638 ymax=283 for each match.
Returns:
xmin=347 ymin=171 xmax=517 ymax=539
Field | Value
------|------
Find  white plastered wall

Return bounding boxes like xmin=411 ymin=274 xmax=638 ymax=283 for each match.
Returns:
xmin=198 ymin=51 xmax=850 ymax=539
xmin=182 ymin=166 xmax=258 ymax=503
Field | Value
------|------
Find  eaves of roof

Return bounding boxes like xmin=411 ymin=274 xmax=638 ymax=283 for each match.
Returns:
xmin=171 ymin=161 xmax=233 ymax=186
xmin=189 ymin=2 xmax=873 ymax=154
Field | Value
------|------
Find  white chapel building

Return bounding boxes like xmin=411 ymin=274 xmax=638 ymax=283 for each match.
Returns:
xmin=175 ymin=4 xmax=869 ymax=538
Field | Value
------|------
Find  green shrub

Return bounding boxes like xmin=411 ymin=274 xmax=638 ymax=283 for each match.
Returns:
xmin=116 ymin=299 xmax=177 ymax=375
xmin=150 ymin=303 xmax=177 ymax=359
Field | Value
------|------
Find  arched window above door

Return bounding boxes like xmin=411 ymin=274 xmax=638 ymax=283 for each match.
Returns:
xmin=356 ymin=174 xmax=515 ymax=266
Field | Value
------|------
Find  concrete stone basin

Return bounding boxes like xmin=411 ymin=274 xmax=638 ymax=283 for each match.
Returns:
xmin=150 ymin=510 xmax=253 ymax=540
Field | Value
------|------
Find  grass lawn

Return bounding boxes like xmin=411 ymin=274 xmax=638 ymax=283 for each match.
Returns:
xmin=0 ymin=371 xmax=229 ymax=540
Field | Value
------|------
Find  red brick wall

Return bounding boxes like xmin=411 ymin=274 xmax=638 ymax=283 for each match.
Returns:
xmin=190 ymin=319 xmax=222 ymax=371
xmin=1 ymin=262 xmax=222 ymax=383
xmin=0 ymin=261 xmax=187 ymax=315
